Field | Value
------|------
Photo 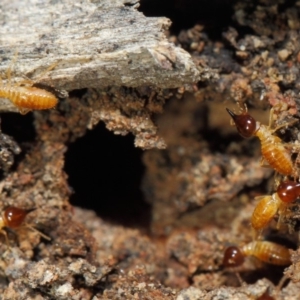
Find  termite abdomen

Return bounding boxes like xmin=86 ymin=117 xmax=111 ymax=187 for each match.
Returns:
xmin=226 ymin=108 xmax=257 ymax=138
xmin=242 ymin=241 xmax=291 ymax=266
xmin=251 ymin=195 xmax=280 ymax=230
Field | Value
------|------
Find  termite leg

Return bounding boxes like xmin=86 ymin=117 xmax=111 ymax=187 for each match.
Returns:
xmin=252 ymin=227 xmax=263 ymax=241
xmin=268 ymin=107 xmax=275 ymax=129
xmin=17 ymin=78 xmax=35 ymax=87
xmin=38 ymin=61 xmax=59 ymax=78
xmin=234 ymin=272 xmax=244 ymax=286
xmin=273 ymin=173 xmax=286 ymax=188
xmin=0 ymin=229 xmax=10 ymax=247
xmin=6 ymin=51 xmax=19 ymax=88
xmin=236 ymin=101 xmax=248 ymax=114
xmin=291 ymin=147 xmax=300 ymax=179
xmin=18 ymin=108 xmax=31 ymax=115
xmin=260 ymin=157 xmax=271 ymax=168
xmin=30 ymin=61 xmax=59 ymax=85
xmin=295 ymin=151 xmax=300 ymax=169
xmin=282 ymin=142 xmax=300 ymax=179
xmin=276 ymin=274 xmax=289 ymax=293
xmin=270 ymin=120 xmax=297 ymax=134
xmin=24 ymin=224 xmax=51 ymax=241
xmin=267 ymin=106 xmax=296 ymax=133
xmin=277 ymin=203 xmax=288 ymax=230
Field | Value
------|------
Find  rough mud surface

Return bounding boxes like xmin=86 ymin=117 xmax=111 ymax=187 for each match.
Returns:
xmin=1 ymin=0 xmax=300 ymax=299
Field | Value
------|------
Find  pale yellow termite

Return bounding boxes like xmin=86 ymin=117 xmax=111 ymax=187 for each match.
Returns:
xmin=251 ymin=180 xmax=300 ymax=231
xmin=0 ymin=54 xmax=58 ymax=114
xmin=223 ymin=241 xmax=291 ymax=267
xmin=226 ymin=108 xmax=294 ymax=176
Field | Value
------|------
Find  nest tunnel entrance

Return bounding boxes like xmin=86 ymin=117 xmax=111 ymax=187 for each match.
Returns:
xmin=139 ymin=0 xmax=234 ymax=37
xmin=64 ymin=122 xmax=151 ymax=229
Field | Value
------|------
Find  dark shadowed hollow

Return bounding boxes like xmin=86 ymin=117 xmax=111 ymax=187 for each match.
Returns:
xmin=64 ymin=122 xmax=151 ymax=229
xmin=0 ymin=112 xmax=151 ymax=230
xmin=139 ymin=0 xmax=234 ymax=37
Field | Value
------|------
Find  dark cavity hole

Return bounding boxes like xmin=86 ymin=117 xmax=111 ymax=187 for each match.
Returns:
xmin=1 ymin=112 xmax=36 ymax=144
xmin=139 ymin=0 xmax=234 ymax=38
xmin=64 ymin=122 xmax=151 ymax=229
xmin=0 ymin=112 xmax=36 ymax=175
xmin=68 ymin=88 xmax=88 ymax=99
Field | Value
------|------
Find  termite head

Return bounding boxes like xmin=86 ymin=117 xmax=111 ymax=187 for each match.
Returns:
xmin=226 ymin=108 xmax=257 ymax=138
xmin=277 ymin=181 xmax=300 ymax=203
xmin=3 ymin=206 xmax=32 ymax=229
xmin=222 ymin=246 xmax=245 ymax=268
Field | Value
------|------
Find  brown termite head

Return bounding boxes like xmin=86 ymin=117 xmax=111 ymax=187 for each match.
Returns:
xmin=2 ymin=206 xmax=31 ymax=229
xmin=226 ymin=108 xmax=258 ymax=138
xmin=277 ymin=180 xmax=300 ymax=203
xmin=0 ymin=206 xmax=33 ymax=246
xmin=0 ymin=206 xmax=51 ymax=246
xmin=222 ymin=246 xmax=245 ymax=268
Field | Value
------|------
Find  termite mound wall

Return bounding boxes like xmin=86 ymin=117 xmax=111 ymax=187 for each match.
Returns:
xmin=0 ymin=0 xmax=210 ymax=298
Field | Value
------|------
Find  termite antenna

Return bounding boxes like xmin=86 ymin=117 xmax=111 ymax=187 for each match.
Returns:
xmin=24 ymin=224 xmax=51 ymax=241
xmin=275 ymin=274 xmax=289 ymax=297
xmin=236 ymin=101 xmax=248 ymax=113
xmin=7 ymin=51 xmax=19 ymax=88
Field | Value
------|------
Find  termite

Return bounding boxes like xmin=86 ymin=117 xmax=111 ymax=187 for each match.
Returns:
xmin=223 ymin=241 xmax=291 ymax=293
xmin=251 ymin=180 xmax=300 ymax=232
xmin=0 ymin=54 xmax=58 ymax=114
xmin=226 ymin=107 xmax=295 ymax=177
xmin=0 ymin=206 xmax=50 ymax=246
xmin=223 ymin=240 xmax=291 ymax=267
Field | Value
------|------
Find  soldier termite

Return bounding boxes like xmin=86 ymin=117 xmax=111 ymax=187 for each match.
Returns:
xmin=226 ymin=107 xmax=296 ymax=177
xmin=251 ymin=180 xmax=300 ymax=232
xmin=0 ymin=54 xmax=58 ymax=114
xmin=223 ymin=240 xmax=291 ymax=267
xmin=0 ymin=206 xmax=50 ymax=246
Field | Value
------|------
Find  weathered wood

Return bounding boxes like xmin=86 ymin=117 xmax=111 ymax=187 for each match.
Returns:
xmin=0 ymin=0 xmax=201 ymax=95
